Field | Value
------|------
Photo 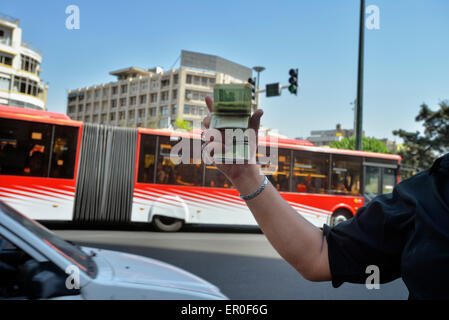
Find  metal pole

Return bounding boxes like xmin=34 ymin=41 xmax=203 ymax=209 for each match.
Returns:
xmin=355 ymin=0 xmax=365 ymax=151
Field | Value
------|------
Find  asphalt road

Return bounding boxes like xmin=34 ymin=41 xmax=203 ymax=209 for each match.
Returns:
xmin=54 ymin=226 xmax=409 ymax=300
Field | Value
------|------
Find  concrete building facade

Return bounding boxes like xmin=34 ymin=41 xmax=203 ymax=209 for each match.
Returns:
xmin=306 ymin=124 xmax=357 ymax=146
xmin=67 ymin=50 xmax=252 ymax=129
xmin=0 ymin=13 xmax=48 ymax=110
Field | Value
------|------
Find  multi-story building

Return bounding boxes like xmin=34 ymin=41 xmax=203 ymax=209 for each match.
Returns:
xmin=0 ymin=13 xmax=48 ymax=110
xmin=306 ymin=124 xmax=362 ymax=146
xmin=67 ymin=50 xmax=252 ymax=129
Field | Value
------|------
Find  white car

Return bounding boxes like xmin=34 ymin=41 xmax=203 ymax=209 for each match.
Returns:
xmin=0 ymin=201 xmax=227 ymax=300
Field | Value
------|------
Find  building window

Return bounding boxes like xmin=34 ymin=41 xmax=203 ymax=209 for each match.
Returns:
xmin=112 ymin=86 xmax=118 ymax=95
xmin=161 ymin=79 xmax=170 ymax=88
xmin=149 ymin=107 xmax=157 ymax=117
xmin=78 ymin=105 xmax=83 ymax=113
xmin=129 ymin=96 xmax=137 ymax=106
xmin=202 ymin=77 xmax=207 ymax=86
xmin=102 ymin=101 xmax=108 ymax=111
xmin=209 ymin=78 xmax=215 ymax=86
xmin=138 ymin=109 xmax=145 ymax=120
xmin=193 ymin=76 xmax=200 ymax=85
xmin=111 ymin=100 xmax=117 ymax=109
xmin=161 ymin=91 xmax=168 ymax=102
xmin=186 ymin=75 xmax=192 ymax=84
xmin=119 ymin=98 xmax=126 ymax=107
xmin=172 ymin=90 xmax=177 ymax=100
xmin=121 ymin=84 xmax=128 ymax=94
xmin=0 ymin=76 xmax=10 ymax=91
xmin=0 ymin=53 xmax=13 ymax=66
xmin=94 ymin=89 xmax=100 ymax=99
xmin=103 ymin=88 xmax=108 ymax=98
xmin=93 ymin=115 xmax=98 ymax=123
xmin=173 ymin=74 xmax=178 ymax=85
xmin=20 ymin=54 xmax=39 ymax=74
xmin=12 ymin=77 xmax=40 ymax=97
xmin=140 ymin=80 xmax=148 ymax=91
xmin=130 ymin=83 xmax=138 ymax=94
xmin=150 ymin=93 xmax=157 ymax=103
xmin=171 ymin=104 xmax=177 ymax=116
xmin=93 ymin=102 xmax=99 ymax=112
xmin=128 ymin=110 xmax=135 ymax=120
xmin=119 ymin=111 xmax=125 ymax=120
xmin=68 ymin=105 xmax=75 ymax=114
xmin=161 ymin=106 xmax=169 ymax=116
xmin=140 ymin=95 xmax=147 ymax=104
xmin=110 ymin=113 xmax=116 ymax=121
xmin=85 ymin=103 xmax=91 ymax=112
xmin=151 ymin=80 xmax=158 ymax=89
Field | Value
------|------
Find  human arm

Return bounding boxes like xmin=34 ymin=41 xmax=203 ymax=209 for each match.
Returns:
xmin=202 ymin=96 xmax=331 ymax=281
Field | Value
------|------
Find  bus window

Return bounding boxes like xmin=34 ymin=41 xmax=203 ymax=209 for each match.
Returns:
xmin=156 ymin=136 xmax=203 ymax=186
xmin=137 ymin=134 xmax=157 ymax=183
xmin=293 ymin=151 xmax=329 ymax=194
xmin=331 ymin=155 xmax=362 ymax=196
xmin=205 ymin=166 xmax=232 ymax=188
xmin=382 ymin=167 xmax=396 ymax=194
xmin=0 ymin=118 xmax=51 ymax=177
xmin=364 ymin=166 xmax=381 ymax=201
xmin=261 ymin=148 xmax=291 ymax=192
xmin=49 ymin=126 xmax=79 ymax=179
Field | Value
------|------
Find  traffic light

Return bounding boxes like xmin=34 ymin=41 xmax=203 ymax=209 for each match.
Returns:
xmin=248 ymin=77 xmax=256 ymax=100
xmin=288 ymin=68 xmax=298 ymax=95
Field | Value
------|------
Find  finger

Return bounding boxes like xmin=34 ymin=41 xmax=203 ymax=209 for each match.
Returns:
xmin=203 ymin=115 xmax=211 ymax=129
xmin=205 ymin=96 xmax=214 ymax=113
xmin=249 ymin=109 xmax=264 ymax=131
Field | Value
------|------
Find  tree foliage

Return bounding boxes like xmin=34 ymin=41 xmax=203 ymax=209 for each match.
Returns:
xmin=329 ymin=136 xmax=389 ymax=154
xmin=393 ymin=101 xmax=449 ymax=171
xmin=173 ymin=118 xmax=192 ymax=131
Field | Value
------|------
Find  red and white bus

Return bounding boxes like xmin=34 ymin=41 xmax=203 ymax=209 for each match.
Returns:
xmin=0 ymin=105 xmax=401 ymax=231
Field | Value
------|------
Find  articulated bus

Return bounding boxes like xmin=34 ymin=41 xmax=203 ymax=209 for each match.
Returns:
xmin=0 ymin=105 xmax=401 ymax=231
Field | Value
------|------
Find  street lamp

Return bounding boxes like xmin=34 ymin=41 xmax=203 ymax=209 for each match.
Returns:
xmin=252 ymin=66 xmax=265 ymax=110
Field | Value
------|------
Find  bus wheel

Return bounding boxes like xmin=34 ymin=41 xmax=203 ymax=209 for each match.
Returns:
xmin=153 ymin=216 xmax=184 ymax=232
xmin=330 ymin=209 xmax=353 ymax=226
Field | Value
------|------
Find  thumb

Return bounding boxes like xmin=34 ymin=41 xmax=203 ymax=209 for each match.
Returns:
xmin=249 ymin=109 xmax=264 ymax=131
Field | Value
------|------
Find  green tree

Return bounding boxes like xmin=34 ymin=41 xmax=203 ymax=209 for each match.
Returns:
xmin=329 ymin=136 xmax=389 ymax=153
xmin=393 ymin=100 xmax=449 ymax=171
xmin=173 ymin=118 xmax=192 ymax=131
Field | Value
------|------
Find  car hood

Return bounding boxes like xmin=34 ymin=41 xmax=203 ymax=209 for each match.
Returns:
xmin=83 ymin=247 xmax=226 ymax=299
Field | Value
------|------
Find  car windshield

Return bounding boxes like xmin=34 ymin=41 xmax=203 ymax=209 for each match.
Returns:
xmin=0 ymin=202 xmax=97 ymax=278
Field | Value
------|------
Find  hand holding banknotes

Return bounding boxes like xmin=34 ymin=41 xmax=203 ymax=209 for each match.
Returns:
xmin=202 ymin=96 xmax=265 ymax=194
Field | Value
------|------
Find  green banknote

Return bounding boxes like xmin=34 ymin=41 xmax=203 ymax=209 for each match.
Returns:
xmin=211 ymin=84 xmax=252 ymax=129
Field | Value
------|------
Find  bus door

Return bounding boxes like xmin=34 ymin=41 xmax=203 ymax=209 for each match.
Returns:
xmin=363 ymin=162 xmax=398 ymax=203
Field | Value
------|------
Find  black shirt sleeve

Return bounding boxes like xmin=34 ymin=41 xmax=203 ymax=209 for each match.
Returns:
xmin=323 ymin=176 xmax=417 ymax=287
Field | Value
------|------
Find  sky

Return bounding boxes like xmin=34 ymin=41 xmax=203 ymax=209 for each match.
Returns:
xmin=3 ymin=0 xmax=448 ymax=141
